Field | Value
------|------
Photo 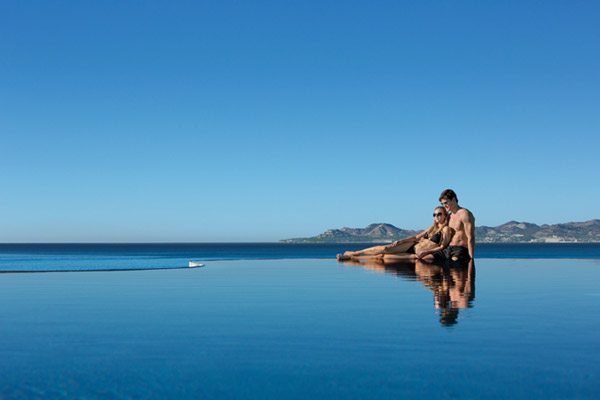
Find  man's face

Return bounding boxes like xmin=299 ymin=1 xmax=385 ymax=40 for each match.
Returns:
xmin=440 ymin=197 xmax=457 ymax=211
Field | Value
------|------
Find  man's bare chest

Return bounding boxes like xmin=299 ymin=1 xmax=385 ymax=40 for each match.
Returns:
xmin=449 ymin=217 xmax=463 ymax=232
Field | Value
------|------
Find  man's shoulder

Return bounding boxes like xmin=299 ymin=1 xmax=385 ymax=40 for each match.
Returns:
xmin=455 ymin=207 xmax=475 ymax=220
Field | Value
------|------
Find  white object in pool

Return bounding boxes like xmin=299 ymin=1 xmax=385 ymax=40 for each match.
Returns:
xmin=188 ymin=261 xmax=205 ymax=268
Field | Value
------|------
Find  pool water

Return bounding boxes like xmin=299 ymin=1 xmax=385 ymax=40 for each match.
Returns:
xmin=0 ymin=258 xmax=598 ymax=398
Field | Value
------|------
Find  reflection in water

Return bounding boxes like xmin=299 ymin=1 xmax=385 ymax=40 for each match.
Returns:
xmin=340 ymin=258 xmax=475 ymax=326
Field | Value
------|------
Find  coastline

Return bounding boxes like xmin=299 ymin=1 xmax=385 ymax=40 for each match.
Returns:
xmin=282 ymin=220 xmax=600 ymax=243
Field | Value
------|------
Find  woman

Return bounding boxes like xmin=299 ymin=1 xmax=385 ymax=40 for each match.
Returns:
xmin=336 ymin=207 xmax=452 ymax=262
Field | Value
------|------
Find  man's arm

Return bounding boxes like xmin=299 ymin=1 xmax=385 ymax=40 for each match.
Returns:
xmin=463 ymin=211 xmax=476 ymax=259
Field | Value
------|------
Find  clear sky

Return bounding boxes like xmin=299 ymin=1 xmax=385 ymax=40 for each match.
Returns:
xmin=1 ymin=1 xmax=599 ymax=242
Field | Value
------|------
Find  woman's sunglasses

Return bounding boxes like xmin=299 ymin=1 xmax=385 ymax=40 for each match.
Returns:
xmin=433 ymin=213 xmax=444 ymax=217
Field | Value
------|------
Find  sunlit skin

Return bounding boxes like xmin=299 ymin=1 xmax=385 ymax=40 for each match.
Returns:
xmin=336 ymin=207 xmax=452 ymax=262
xmin=440 ymin=197 xmax=476 ymax=260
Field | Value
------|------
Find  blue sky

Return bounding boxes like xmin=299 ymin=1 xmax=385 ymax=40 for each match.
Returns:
xmin=1 ymin=1 xmax=599 ymax=242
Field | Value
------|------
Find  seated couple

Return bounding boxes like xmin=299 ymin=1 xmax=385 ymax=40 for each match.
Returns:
xmin=336 ymin=206 xmax=454 ymax=263
xmin=337 ymin=189 xmax=475 ymax=263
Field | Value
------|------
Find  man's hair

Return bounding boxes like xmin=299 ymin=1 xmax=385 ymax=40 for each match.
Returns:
xmin=439 ymin=189 xmax=458 ymax=202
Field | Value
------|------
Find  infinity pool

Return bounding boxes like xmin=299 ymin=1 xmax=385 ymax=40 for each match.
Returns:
xmin=0 ymin=258 xmax=598 ymax=398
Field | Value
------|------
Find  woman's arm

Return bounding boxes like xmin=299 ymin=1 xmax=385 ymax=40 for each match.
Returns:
xmin=416 ymin=227 xmax=451 ymax=258
xmin=388 ymin=231 xmax=426 ymax=248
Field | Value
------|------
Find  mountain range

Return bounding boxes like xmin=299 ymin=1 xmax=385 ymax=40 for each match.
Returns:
xmin=280 ymin=220 xmax=600 ymax=243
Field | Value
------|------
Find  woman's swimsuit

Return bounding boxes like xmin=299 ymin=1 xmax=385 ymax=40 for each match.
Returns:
xmin=425 ymin=231 xmax=442 ymax=244
xmin=407 ymin=231 xmax=442 ymax=254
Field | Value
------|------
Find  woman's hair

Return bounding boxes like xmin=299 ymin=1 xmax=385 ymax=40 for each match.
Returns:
xmin=426 ymin=206 xmax=449 ymax=237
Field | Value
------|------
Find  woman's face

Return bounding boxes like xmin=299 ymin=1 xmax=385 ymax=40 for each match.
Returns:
xmin=433 ymin=208 xmax=446 ymax=222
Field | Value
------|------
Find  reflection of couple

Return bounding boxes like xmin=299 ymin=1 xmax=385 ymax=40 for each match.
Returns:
xmin=341 ymin=257 xmax=476 ymax=326
xmin=337 ymin=189 xmax=475 ymax=263
xmin=415 ymin=260 xmax=475 ymax=325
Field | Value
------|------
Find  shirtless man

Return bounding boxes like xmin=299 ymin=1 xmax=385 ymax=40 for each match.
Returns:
xmin=429 ymin=189 xmax=475 ymax=261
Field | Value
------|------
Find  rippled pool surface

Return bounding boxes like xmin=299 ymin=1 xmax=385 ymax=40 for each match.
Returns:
xmin=0 ymin=258 xmax=598 ymax=399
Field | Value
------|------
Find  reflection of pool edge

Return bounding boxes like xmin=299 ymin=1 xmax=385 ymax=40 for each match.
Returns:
xmin=0 ymin=266 xmax=203 ymax=274
xmin=6 ymin=256 xmax=597 ymax=273
xmin=0 ymin=257 xmax=337 ymax=273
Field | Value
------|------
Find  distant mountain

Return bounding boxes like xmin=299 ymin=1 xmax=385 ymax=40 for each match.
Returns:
xmin=281 ymin=223 xmax=420 ymax=243
xmin=280 ymin=220 xmax=600 ymax=243
xmin=475 ymin=219 xmax=600 ymax=243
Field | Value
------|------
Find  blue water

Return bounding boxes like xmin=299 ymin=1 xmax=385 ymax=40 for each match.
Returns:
xmin=1 ymin=243 xmax=599 ymax=272
xmin=0 ymin=257 xmax=598 ymax=399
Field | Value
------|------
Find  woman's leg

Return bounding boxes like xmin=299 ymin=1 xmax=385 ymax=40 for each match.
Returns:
xmin=337 ymin=240 xmax=415 ymax=260
xmin=337 ymin=244 xmax=387 ymax=260
xmin=382 ymin=253 xmax=417 ymax=262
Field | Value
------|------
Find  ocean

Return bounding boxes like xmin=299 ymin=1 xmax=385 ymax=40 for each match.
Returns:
xmin=1 ymin=242 xmax=599 ymax=272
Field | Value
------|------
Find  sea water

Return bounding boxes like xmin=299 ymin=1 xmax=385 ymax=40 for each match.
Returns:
xmin=0 ymin=243 xmax=599 ymax=272
xmin=0 ymin=244 xmax=598 ymax=398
